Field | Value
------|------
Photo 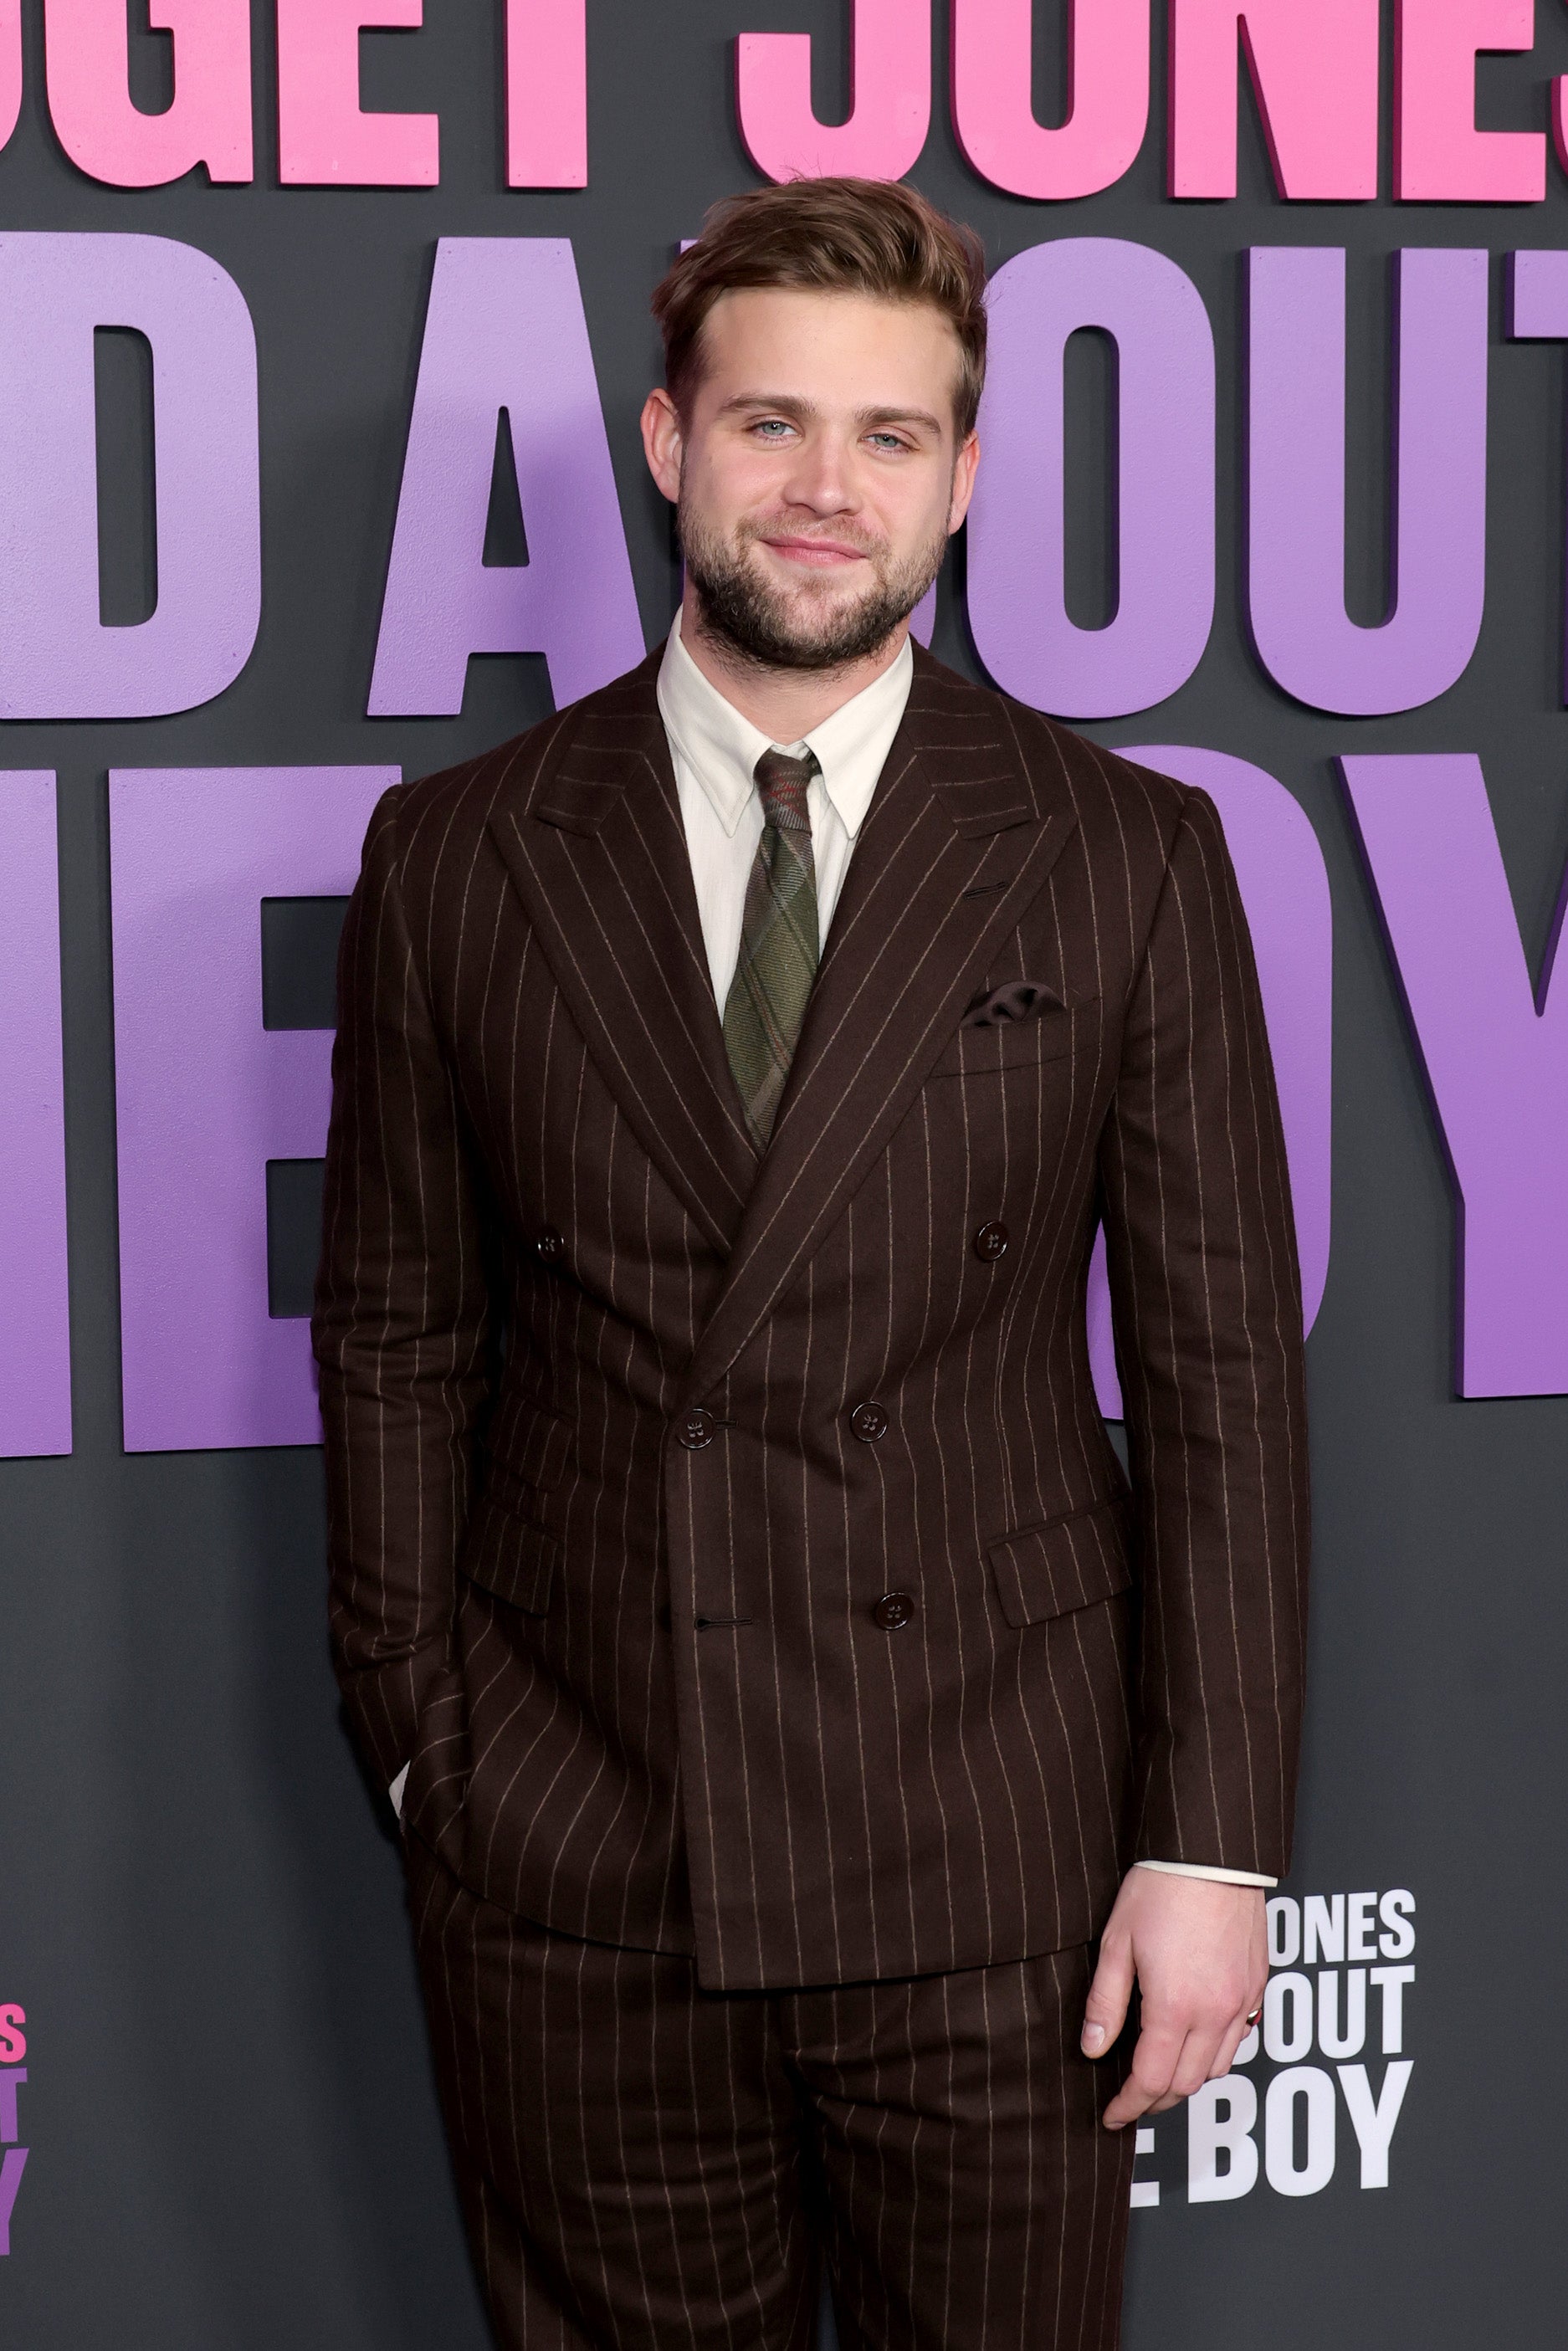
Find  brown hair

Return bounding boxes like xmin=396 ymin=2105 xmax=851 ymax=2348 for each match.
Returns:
xmin=652 ymin=177 xmax=987 ymax=440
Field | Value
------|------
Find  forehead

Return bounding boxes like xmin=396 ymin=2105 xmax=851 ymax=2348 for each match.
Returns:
xmin=694 ymin=286 xmax=963 ymax=424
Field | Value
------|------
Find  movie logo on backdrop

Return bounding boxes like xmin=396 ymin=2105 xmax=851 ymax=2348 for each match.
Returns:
xmin=1130 ymin=1891 xmax=1417 ymax=2211
xmin=5 ymin=4 xmax=1568 ymax=1466
xmin=0 ymin=0 xmax=1560 ymax=2341
xmin=0 ymin=2003 xmax=27 ymax=2258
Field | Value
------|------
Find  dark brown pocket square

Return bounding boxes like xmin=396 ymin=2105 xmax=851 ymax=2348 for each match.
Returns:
xmin=960 ymin=980 xmax=1064 ymax=1029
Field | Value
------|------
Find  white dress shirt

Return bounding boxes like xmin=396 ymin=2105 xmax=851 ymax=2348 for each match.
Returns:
xmin=395 ymin=620 xmax=1274 ymax=1889
xmin=656 ymin=607 xmax=914 ymax=1006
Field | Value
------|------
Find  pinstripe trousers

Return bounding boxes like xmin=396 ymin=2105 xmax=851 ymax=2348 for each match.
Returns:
xmin=407 ymin=1832 xmax=1135 ymax=2350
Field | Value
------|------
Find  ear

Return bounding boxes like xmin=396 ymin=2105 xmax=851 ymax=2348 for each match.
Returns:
xmin=947 ymin=429 xmax=980 ymax=535
xmin=641 ymin=387 xmax=684 ymax=505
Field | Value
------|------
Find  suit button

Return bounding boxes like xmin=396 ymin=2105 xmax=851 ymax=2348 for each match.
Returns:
xmin=973 ymin=1220 xmax=1009 ymax=1263
xmin=871 ymin=1590 xmax=915 ymax=1631
xmin=677 ymin=1407 xmax=715 ymax=1450
xmin=535 ymin=1226 xmax=565 ymax=1267
xmin=850 ymin=1401 xmax=889 ymax=1443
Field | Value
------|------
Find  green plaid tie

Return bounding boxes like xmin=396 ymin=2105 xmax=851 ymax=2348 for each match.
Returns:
xmin=724 ymin=747 xmax=822 ymax=1150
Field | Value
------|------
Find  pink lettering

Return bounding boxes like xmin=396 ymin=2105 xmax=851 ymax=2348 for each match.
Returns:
xmin=507 ymin=0 xmax=587 ymax=186
xmin=0 ymin=3 xmax=19 ymax=156
xmin=276 ymin=0 xmax=438 ymax=187
xmin=951 ymin=0 xmax=1148 ymax=200
xmin=1168 ymin=0 xmax=1380 ymax=199
xmin=1394 ymin=0 xmax=1545 ymax=202
xmin=736 ymin=0 xmax=931 ymax=182
xmin=43 ymin=0 xmax=251 ymax=187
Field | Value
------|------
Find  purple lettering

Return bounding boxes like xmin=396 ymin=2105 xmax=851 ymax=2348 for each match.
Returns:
xmin=1246 ymin=246 xmax=1489 ymax=715
xmin=967 ymin=238 xmax=1215 ymax=720
xmin=0 ymin=776 xmax=71 ymax=1459
xmin=1091 ymin=750 xmax=1333 ymax=1417
xmin=0 ymin=233 xmax=260 ymax=720
xmin=0 ymin=2072 xmax=23 ymax=2144
xmin=370 ymin=238 xmax=643 ymax=716
xmin=1506 ymin=248 xmax=1568 ymax=703
xmin=0 ymin=2147 xmax=25 ymax=2256
xmin=110 ymin=769 xmax=396 ymax=1452
xmin=1341 ymin=753 xmax=1568 ymax=1397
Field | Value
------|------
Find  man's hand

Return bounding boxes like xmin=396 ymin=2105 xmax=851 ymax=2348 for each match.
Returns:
xmin=1081 ymin=1868 xmax=1267 ymax=2131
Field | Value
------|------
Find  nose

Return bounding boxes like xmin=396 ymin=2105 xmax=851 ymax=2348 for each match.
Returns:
xmin=780 ymin=428 xmax=859 ymax=518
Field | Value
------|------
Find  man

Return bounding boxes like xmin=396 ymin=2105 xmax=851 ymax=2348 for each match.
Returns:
xmin=314 ymin=178 xmax=1308 ymax=2349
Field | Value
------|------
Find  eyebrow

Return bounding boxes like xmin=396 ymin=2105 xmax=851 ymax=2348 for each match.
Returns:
xmin=716 ymin=393 xmax=946 ymax=438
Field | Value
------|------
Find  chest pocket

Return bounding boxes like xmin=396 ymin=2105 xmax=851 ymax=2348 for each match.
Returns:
xmin=925 ymin=996 xmax=1089 ymax=1081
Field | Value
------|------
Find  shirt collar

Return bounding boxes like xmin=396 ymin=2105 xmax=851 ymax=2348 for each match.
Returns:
xmin=657 ymin=607 xmax=914 ymax=841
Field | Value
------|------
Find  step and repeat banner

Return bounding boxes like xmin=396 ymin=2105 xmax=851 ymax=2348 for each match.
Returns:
xmin=0 ymin=3 xmax=1564 ymax=2344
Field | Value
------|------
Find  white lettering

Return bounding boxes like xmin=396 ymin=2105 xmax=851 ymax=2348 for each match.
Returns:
xmin=1131 ymin=2124 xmax=1160 ymax=2208
xmin=1264 ymin=2065 xmax=1336 ymax=2196
xmin=1188 ymin=2076 xmax=1259 ymax=2202
xmin=1303 ymin=1892 xmax=1345 ymax=1964
xmin=1370 ymin=1964 xmax=1416 ymax=2054
xmin=1379 ymin=1888 xmax=1417 ymax=1959
xmin=1346 ymin=1891 xmax=1378 ymax=1960
xmin=1317 ymin=1967 xmax=1367 ymax=2060
xmin=1267 ymin=1895 xmax=1300 ymax=1966
xmin=1338 ymin=2060 xmax=1413 ymax=2188
xmin=1263 ymin=1969 xmax=1314 ymax=2063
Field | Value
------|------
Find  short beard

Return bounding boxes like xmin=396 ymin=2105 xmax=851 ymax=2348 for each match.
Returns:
xmin=679 ymin=499 xmax=948 ymax=675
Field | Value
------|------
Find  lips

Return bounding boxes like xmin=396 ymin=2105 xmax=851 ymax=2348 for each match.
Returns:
xmin=759 ymin=535 xmax=874 ymax=566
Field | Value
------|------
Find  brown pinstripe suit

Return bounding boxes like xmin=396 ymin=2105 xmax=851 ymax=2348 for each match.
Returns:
xmin=314 ymin=642 xmax=1309 ymax=2347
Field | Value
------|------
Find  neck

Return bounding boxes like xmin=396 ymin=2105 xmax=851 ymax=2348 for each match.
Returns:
xmin=678 ymin=585 xmax=908 ymax=742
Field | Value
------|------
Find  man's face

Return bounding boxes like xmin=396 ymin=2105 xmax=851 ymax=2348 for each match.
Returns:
xmin=644 ymin=287 xmax=979 ymax=672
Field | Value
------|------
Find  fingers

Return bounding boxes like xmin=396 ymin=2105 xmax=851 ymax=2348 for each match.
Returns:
xmin=1103 ymin=1986 xmax=1267 ymax=2129
xmin=1080 ymin=1928 xmax=1135 ymax=2059
xmin=1093 ymin=1874 xmax=1270 ymax=2127
xmin=1103 ymin=2021 xmax=1227 ymax=2129
xmin=1207 ymin=2005 xmax=1256 ymax=2082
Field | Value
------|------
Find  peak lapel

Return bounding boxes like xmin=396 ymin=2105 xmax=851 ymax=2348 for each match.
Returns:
xmin=679 ymin=655 xmax=1079 ymax=1408
xmin=487 ymin=658 xmax=758 ymax=1255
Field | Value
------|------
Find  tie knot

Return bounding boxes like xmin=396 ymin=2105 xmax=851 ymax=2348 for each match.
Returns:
xmin=754 ymin=747 xmax=818 ymax=833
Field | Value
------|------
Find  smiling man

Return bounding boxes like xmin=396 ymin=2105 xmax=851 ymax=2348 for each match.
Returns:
xmin=315 ymin=179 xmax=1309 ymax=2350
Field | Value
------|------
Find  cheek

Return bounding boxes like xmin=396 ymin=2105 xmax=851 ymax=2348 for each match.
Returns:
xmin=867 ymin=467 xmax=953 ymax=551
xmin=689 ymin=439 xmax=792 ymax=514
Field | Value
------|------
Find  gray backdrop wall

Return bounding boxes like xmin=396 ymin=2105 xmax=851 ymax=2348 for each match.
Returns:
xmin=0 ymin=1 xmax=1564 ymax=2343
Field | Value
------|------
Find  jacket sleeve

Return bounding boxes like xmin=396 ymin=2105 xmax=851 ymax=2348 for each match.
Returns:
xmin=1097 ymin=785 xmax=1310 ymax=1880
xmin=312 ymin=786 xmax=497 ymax=1786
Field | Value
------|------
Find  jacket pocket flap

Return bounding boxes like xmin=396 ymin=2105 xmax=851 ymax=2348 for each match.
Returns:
xmin=485 ymin=1395 xmax=571 ymax=1492
xmin=988 ymin=1499 xmax=1131 ymax=1629
xmin=460 ymin=1497 xmax=558 ymax=1615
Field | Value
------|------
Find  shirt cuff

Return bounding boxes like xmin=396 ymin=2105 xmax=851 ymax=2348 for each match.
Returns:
xmin=388 ymin=1762 xmax=410 ymax=1819
xmin=1135 ymin=1859 xmax=1277 ymax=1888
